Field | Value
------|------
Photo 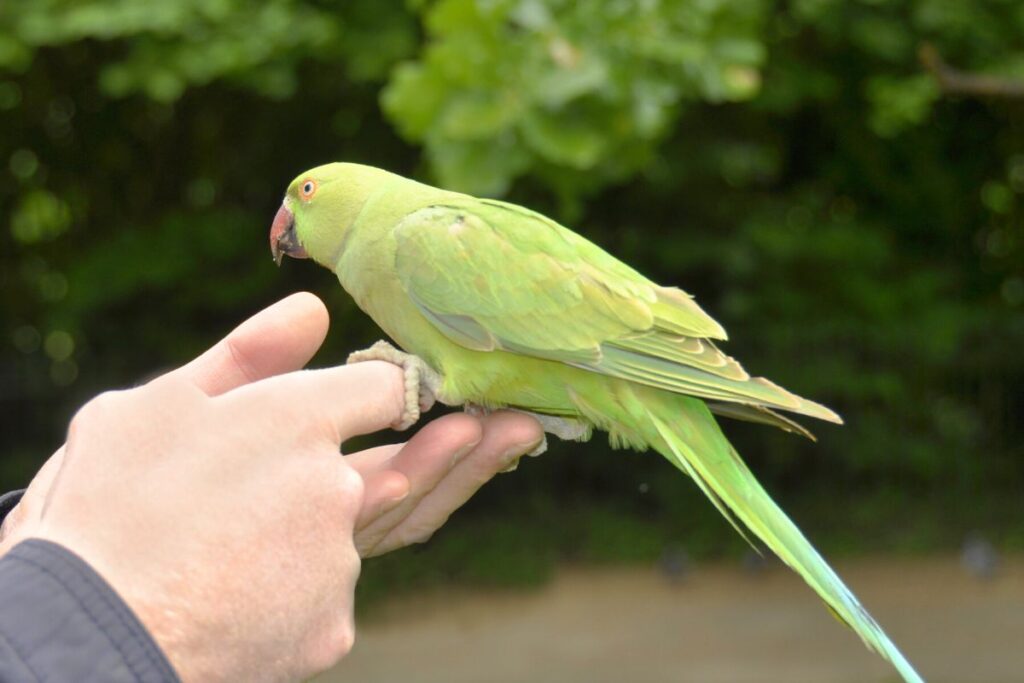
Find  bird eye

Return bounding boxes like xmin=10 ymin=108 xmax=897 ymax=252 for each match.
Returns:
xmin=300 ymin=179 xmax=317 ymax=200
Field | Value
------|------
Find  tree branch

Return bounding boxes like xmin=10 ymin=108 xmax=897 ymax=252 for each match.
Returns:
xmin=919 ymin=43 xmax=1024 ymax=99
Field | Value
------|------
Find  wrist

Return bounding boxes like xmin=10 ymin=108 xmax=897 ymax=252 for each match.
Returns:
xmin=84 ymin=553 xmax=226 ymax=682
xmin=27 ymin=529 xmax=210 ymax=682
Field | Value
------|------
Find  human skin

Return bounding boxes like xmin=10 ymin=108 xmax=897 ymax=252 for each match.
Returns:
xmin=0 ymin=292 xmax=543 ymax=682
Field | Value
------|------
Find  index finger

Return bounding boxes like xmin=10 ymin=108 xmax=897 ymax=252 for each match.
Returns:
xmin=218 ymin=360 xmax=407 ymax=445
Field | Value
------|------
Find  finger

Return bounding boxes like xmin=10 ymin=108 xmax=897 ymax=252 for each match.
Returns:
xmin=345 ymin=443 xmax=404 ymax=475
xmin=348 ymin=413 xmax=482 ymax=477
xmin=171 ymin=292 xmax=329 ymax=396
xmin=366 ymin=411 xmax=542 ymax=557
xmin=353 ymin=413 xmax=482 ymax=555
xmin=355 ymin=469 xmax=409 ymax=530
xmin=219 ymin=361 xmax=407 ymax=444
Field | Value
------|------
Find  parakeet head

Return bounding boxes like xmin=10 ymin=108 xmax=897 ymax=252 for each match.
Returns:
xmin=270 ymin=162 xmax=394 ymax=268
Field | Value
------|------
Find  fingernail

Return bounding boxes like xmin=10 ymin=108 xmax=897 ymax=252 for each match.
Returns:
xmin=386 ymin=489 xmax=410 ymax=505
xmin=382 ymin=484 xmax=410 ymax=510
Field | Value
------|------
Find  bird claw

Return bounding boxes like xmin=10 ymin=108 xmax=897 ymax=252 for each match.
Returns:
xmin=463 ymin=403 xmax=490 ymax=418
xmin=346 ymin=340 xmax=442 ymax=431
xmin=514 ymin=411 xmax=591 ymax=449
xmin=462 ymin=406 xmax=572 ymax=472
xmin=499 ymin=412 xmax=591 ymax=473
xmin=525 ymin=433 xmax=548 ymax=457
xmin=497 ymin=433 xmax=548 ymax=474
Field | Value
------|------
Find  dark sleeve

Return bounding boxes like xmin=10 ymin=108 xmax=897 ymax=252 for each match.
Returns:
xmin=0 ymin=540 xmax=181 ymax=683
xmin=0 ymin=490 xmax=23 ymax=523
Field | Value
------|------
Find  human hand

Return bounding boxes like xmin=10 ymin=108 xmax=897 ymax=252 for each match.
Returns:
xmin=0 ymin=293 xmax=542 ymax=682
xmin=0 ymin=292 xmax=337 ymax=558
xmin=0 ymin=295 xmax=544 ymax=563
xmin=31 ymin=351 xmax=400 ymax=682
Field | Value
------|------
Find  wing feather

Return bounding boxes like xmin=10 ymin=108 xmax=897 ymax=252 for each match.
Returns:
xmin=393 ymin=200 xmax=840 ymax=425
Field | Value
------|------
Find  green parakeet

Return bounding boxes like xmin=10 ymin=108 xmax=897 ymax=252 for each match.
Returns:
xmin=269 ymin=162 xmax=923 ymax=682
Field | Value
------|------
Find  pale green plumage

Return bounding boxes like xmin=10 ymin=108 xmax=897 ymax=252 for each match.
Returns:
xmin=281 ymin=162 xmax=924 ymax=683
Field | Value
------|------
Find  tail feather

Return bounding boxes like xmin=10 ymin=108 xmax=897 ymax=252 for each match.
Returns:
xmin=575 ymin=383 xmax=924 ymax=683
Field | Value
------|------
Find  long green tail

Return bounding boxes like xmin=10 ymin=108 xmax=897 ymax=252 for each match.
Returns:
xmin=571 ymin=382 xmax=924 ymax=683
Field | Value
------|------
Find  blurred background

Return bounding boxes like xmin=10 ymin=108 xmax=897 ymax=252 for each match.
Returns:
xmin=1 ymin=1 xmax=1022 ymax=681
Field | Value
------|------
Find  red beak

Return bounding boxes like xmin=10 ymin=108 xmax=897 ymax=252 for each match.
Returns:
xmin=269 ymin=203 xmax=308 ymax=266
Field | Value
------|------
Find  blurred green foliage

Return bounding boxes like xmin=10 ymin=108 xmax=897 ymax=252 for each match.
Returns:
xmin=382 ymin=0 xmax=765 ymax=198
xmin=2 ymin=0 xmax=1023 ymax=586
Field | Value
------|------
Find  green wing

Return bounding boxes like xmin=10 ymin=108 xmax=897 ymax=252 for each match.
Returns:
xmin=394 ymin=198 xmax=840 ymax=426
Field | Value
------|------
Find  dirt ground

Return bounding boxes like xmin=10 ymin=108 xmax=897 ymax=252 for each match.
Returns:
xmin=318 ymin=555 xmax=1024 ymax=683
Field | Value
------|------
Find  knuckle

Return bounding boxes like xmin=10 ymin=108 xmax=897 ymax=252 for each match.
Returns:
xmin=223 ymin=337 xmax=258 ymax=384
xmin=332 ymin=619 xmax=356 ymax=659
xmin=307 ymin=460 xmax=364 ymax=516
xmin=335 ymin=463 xmax=364 ymax=501
xmin=71 ymin=389 xmax=128 ymax=428
xmin=88 ymin=389 xmax=128 ymax=411
xmin=308 ymin=618 xmax=356 ymax=671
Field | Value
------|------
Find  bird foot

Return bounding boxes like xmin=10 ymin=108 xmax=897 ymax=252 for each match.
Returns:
xmin=463 ymin=402 xmax=489 ymax=418
xmin=516 ymin=413 xmax=591 ymax=462
xmin=524 ymin=412 xmax=592 ymax=445
xmin=463 ymin=404 xmax=591 ymax=472
xmin=347 ymin=340 xmax=442 ymax=431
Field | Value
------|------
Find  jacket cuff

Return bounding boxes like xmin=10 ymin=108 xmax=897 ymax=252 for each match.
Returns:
xmin=0 ymin=539 xmax=180 ymax=682
xmin=0 ymin=490 xmax=24 ymax=524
